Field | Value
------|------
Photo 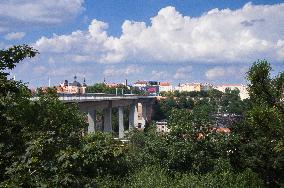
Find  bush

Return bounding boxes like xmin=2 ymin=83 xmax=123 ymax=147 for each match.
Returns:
xmin=125 ymin=165 xmax=173 ymax=188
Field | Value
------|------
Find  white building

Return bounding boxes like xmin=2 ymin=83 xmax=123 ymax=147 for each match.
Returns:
xmin=133 ymin=80 xmax=147 ymax=89
xmin=156 ymin=121 xmax=170 ymax=133
xmin=214 ymin=84 xmax=249 ymax=100
xmin=159 ymin=82 xmax=173 ymax=92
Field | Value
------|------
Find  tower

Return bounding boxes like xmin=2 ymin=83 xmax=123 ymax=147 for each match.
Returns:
xmin=83 ymin=77 xmax=87 ymax=87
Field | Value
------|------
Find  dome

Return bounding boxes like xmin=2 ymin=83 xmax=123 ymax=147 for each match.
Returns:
xmin=71 ymin=81 xmax=82 ymax=87
xmin=70 ymin=75 xmax=82 ymax=87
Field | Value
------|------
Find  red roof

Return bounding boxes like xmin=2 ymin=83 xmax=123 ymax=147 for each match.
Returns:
xmin=134 ymin=81 xmax=147 ymax=84
xmin=159 ymin=82 xmax=171 ymax=86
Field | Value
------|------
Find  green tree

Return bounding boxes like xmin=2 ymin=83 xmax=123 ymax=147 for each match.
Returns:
xmin=237 ymin=60 xmax=284 ymax=187
xmin=0 ymin=45 xmax=38 ymax=183
xmin=220 ymin=88 xmax=246 ymax=115
xmin=0 ymin=45 xmax=128 ymax=187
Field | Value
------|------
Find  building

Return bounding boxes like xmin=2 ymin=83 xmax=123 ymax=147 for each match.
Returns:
xmin=156 ymin=121 xmax=170 ymax=133
xmin=56 ymin=76 xmax=87 ymax=94
xmin=106 ymin=83 xmax=119 ymax=88
xmin=214 ymin=84 xmax=249 ymax=100
xmin=175 ymin=83 xmax=203 ymax=92
xmin=201 ymin=83 xmax=213 ymax=91
xmin=133 ymin=80 xmax=159 ymax=96
xmin=159 ymin=82 xmax=173 ymax=92
xmin=133 ymin=80 xmax=147 ymax=88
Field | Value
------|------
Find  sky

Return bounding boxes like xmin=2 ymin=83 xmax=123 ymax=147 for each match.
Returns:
xmin=1 ymin=0 xmax=284 ymax=87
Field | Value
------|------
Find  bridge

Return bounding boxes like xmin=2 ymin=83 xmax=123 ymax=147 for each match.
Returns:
xmin=57 ymin=93 xmax=156 ymax=138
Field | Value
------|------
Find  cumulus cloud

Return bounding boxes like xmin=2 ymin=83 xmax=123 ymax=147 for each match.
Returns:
xmin=174 ymin=66 xmax=193 ymax=80
xmin=205 ymin=66 xmax=247 ymax=80
xmin=4 ymin=32 xmax=25 ymax=40
xmin=151 ymin=70 xmax=169 ymax=80
xmin=103 ymin=65 xmax=143 ymax=77
xmin=34 ymin=3 xmax=284 ymax=65
xmin=0 ymin=0 xmax=84 ymax=25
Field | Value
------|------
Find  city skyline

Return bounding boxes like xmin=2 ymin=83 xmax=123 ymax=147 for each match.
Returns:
xmin=1 ymin=0 xmax=284 ymax=87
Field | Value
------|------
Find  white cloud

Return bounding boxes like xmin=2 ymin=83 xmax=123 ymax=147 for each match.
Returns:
xmin=0 ymin=0 xmax=84 ymax=24
xmin=174 ymin=66 xmax=193 ymax=80
xmin=151 ymin=70 xmax=168 ymax=80
xmin=205 ymin=66 xmax=247 ymax=80
xmin=4 ymin=32 xmax=25 ymax=40
xmin=276 ymin=40 xmax=284 ymax=59
xmin=34 ymin=3 xmax=284 ymax=64
xmin=103 ymin=65 xmax=143 ymax=77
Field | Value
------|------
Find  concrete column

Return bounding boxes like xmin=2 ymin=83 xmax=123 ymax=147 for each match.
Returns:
xmin=141 ymin=103 xmax=147 ymax=128
xmin=118 ymin=106 xmax=124 ymax=138
xmin=146 ymin=102 xmax=153 ymax=123
xmin=129 ymin=101 xmax=138 ymax=130
xmin=87 ymin=109 xmax=96 ymax=133
xmin=103 ymin=102 xmax=112 ymax=132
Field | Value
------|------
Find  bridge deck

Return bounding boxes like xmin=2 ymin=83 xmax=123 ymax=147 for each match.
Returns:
xmin=32 ymin=93 xmax=155 ymax=102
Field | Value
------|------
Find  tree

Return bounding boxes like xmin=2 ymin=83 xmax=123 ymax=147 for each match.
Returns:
xmin=0 ymin=45 xmax=38 ymax=183
xmin=237 ymin=60 xmax=284 ymax=187
xmin=0 ymin=46 xmax=128 ymax=187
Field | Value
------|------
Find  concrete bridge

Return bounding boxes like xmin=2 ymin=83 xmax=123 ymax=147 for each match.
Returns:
xmin=58 ymin=93 xmax=156 ymax=138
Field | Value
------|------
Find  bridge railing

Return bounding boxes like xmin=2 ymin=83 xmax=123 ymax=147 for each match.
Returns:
xmin=31 ymin=93 xmax=155 ymax=101
xmin=57 ymin=93 xmax=154 ymax=101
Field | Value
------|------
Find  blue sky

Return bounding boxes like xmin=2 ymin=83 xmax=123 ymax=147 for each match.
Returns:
xmin=1 ymin=0 xmax=284 ymax=87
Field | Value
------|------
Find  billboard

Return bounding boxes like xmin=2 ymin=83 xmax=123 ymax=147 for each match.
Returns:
xmin=145 ymin=86 xmax=159 ymax=95
xmin=147 ymin=87 xmax=156 ymax=93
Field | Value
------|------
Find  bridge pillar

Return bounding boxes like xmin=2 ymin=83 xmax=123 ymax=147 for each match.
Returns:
xmin=129 ymin=101 xmax=138 ymax=130
xmin=141 ymin=103 xmax=147 ymax=128
xmin=103 ymin=102 xmax=112 ymax=132
xmin=87 ymin=109 xmax=96 ymax=133
xmin=146 ymin=102 xmax=153 ymax=124
xmin=118 ymin=106 xmax=124 ymax=138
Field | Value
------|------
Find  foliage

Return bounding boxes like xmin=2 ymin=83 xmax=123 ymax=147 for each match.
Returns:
xmin=0 ymin=46 xmax=128 ymax=187
xmin=154 ymin=88 xmax=246 ymax=121
xmin=86 ymin=83 xmax=145 ymax=95
xmin=0 ymin=46 xmax=281 ymax=187
xmin=125 ymin=165 xmax=173 ymax=188
xmin=175 ymin=168 xmax=263 ymax=188
xmin=0 ymin=45 xmax=38 ymax=184
xmin=123 ymin=164 xmax=263 ymax=188
xmin=236 ymin=60 xmax=284 ymax=187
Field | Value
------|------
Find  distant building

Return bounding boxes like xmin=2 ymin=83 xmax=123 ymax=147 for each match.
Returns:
xmin=201 ymin=83 xmax=213 ymax=91
xmin=159 ymin=82 xmax=173 ymax=92
xmin=133 ymin=80 xmax=148 ymax=88
xmin=56 ymin=76 xmax=87 ymax=94
xmin=214 ymin=84 xmax=249 ymax=100
xmin=175 ymin=83 xmax=203 ymax=92
xmin=133 ymin=80 xmax=159 ymax=96
xmin=137 ymin=103 xmax=145 ymax=129
xmin=106 ymin=83 xmax=119 ymax=88
xmin=156 ymin=121 xmax=170 ymax=133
